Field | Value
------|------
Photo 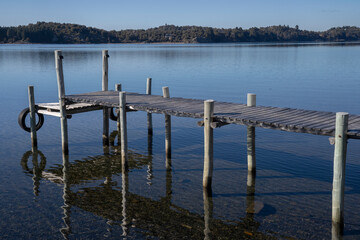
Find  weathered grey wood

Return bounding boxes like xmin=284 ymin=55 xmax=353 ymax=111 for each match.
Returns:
xmin=162 ymin=86 xmax=170 ymax=98
xmin=332 ymin=112 xmax=349 ymax=227
xmin=103 ymin=107 xmax=109 ymax=146
xmin=146 ymin=77 xmax=152 ymax=95
xmin=38 ymin=102 xmax=101 ymax=115
xmin=247 ymin=93 xmax=256 ymax=107
xmin=102 ymin=50 xmax=110 ymax=146
xmin=115 ymin=84 xmax=122 ymax=92
xmin=64 ymin=91 xmax=360 ymax=139
xmin=203 ymin=100 xmax=214 ymax=190
xmin=119 ymin=92 xmax=128 ymax=170
xmin=115 ymin=84 xmax=122 ymax=134
xmin=247 ymin=93 xmax=256 ymax=172
xmin=102 ymin=50 xmax=109 ymax=91
xmin=28 ymin=86 xmax=37 ymax=149
xmin=147 ymin=113 xmax=153 ymax=136
xmin=247 ymin=126 xmax=256 ymax=172
xmin=55 ymin=50 xmax=69 ymax=155
xmin=163 ymin=87 xmax=171 ymax=169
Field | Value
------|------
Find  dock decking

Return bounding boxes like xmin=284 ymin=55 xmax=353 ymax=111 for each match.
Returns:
xmin=65 ymin=90 xmax=360 ymax=139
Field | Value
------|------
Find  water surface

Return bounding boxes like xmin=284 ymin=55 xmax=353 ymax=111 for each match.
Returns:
xmin=0 ymin=43 xmax=360 ymax=239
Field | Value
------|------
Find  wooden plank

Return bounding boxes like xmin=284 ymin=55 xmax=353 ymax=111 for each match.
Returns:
xmin=63 ymin=91 xmax=360 ymax=138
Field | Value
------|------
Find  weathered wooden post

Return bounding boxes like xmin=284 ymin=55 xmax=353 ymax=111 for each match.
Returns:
xmin=102 ymin=50 xmax=109 ymax=91
xmin=119 ymin=91 xmax=128 ymax=170
xmin=102 ymin=50 xmax=110 ymax=146
xmin=146 ymin=77 xmax=152 ymax=95
xmin=203 ymin=100 xmax=214 ymax=190
xmin=146 ymin=78 xmax=153 ymax=185
xmin=115 ymin=83 xmax=122 ymax=92
xmin=332 ymin=112 xmax=349 ymax=229
xmin=28 ymin=86 xmax=37 ymax=150
xmin=55 ymin=50 xmax=69 ymax=155
xmin=163 ymin=86 xmax=172 ymax=170
xmin=247 ymin=93 xmax=256 ymax=172
xmin=115 ymin=83 xmax=122 ymax=141
xmin=146 ymin=78 xmax=153 ymax=136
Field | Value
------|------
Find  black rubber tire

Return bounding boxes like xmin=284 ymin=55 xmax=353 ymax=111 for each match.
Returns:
xmin=18 ymin=107 xmax=45 ymax=132
xmin=109 ymin=107 xmax=118 ymax=121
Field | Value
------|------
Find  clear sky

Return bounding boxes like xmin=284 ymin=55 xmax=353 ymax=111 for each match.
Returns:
xmin=0 ymin=0 xmax=359 ymax=31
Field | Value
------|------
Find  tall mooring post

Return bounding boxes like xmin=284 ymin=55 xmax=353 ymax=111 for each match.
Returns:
xmin=332 ymin=112 xmax=349 ymax=230
xmin=55 ymin=50 xmax=69 ymax=155
xmin=115 ymin=83 xmax=122 ymax=133
xmin=28 ymin=86 xmax=37 ymax=150
xmin=119 ymin=91 xmax=128 ymax=170
xmin=146 ymin=77 xmax=153 ymax=136
xmin=203 ymin=100 xmax=214 ymax=191
xmin=162 ymin=86 xmax=172 ymax=170
xmin=146 ymin=78 xmax=153 ymax=185
xmin=102 ymin=50 xmax=110 ymax=146
xmin=247 ymin=93 xmax=256 ymax=172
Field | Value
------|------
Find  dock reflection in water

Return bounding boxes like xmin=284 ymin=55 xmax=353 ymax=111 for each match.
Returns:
xmin=19 ymin=131 xmax=287 ymax=240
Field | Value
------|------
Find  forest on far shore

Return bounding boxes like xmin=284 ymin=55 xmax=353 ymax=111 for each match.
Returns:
xmin=1 ymin=22 xmax=360 ymax=44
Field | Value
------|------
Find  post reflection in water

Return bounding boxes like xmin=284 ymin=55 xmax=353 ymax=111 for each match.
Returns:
xmin=165 ymin=114 xmax=171 ymax=170
xmin=20 ymin=148 xmax=46 ymax=196
xmin=203 ymin=189 xmax=213 ymax=240
xmin=121 ymin=167 xmax=129 ymax=237
xmin=332 ymin=222 xmax=343 ymax=240
xmin=246 ymin=171 xmax=256 ymax=216
xmin=60 ymin=153 xmax=71 ymax=240
xmin=147 ymin=113 xmax=153 ymax=185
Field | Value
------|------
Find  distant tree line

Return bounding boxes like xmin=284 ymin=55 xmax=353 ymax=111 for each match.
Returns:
xmin=1 ymin=22 xmax=360 ymax=44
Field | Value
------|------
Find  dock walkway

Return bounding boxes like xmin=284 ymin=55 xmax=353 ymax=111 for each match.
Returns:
xmin=65 ymin=90 xmax=360 ymax=139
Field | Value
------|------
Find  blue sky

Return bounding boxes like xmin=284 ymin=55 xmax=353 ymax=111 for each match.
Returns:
xmin=1 ymin=0 xmax=359 ymax=31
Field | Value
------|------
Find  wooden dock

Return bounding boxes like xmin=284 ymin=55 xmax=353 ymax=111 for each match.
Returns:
xmin=21 ymin=50 xmax=360 ymax=234
xmin=65 ymin=91 xmax=360 ymax=139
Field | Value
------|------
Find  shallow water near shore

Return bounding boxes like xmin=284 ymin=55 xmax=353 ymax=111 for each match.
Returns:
xmin=1 ymin=43 xmax=360 ymax=239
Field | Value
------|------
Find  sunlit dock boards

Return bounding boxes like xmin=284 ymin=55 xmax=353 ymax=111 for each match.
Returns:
xmin=65 ymin=90 xmax=360 ymax=139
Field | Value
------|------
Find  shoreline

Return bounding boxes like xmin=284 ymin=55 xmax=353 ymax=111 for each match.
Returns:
xmin=1 ymin=41 xmax=360 ymax=46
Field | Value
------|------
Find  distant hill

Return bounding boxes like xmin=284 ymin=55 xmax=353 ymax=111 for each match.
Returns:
xmin=1 ymin=22 xmax=360 ymax=44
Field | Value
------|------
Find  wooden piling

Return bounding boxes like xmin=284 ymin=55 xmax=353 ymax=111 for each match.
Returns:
xmin=102 ymin=50 xmax=110 ymax=146
xmin=247 ymin=93 xmax=256 ymax=172
xmin=55 ymin=50 xmax=69 ymax=155
xmin=203 ymin=100 xmax=214 ymax=190
xmin=119 ymin=91 xmax=128 ymax=170
xmin=247 ymin=93 xmax=256 ymax=107
xmin=146 ymin=77 xmax=152 ymax=95
xmin=102 ymin=50 xmax=109 ymax=91
xmin=146 ymin=78 xmax=153 ymax=136
xmin=163 ymin=86 xmax=171 ymax=169
xmin=115 ymin=84 xmax=122 ymax=142
xmin=332 ymin=112 xmax=349 ymax=227
xmin=28 ymin=86 xmax=37 ymax=150
xmin=115 ymin=84 xmax=122 ymax=92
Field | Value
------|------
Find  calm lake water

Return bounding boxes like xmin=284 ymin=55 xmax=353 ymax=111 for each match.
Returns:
xmin=0 ymin=43 xmax=360 ymax=239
